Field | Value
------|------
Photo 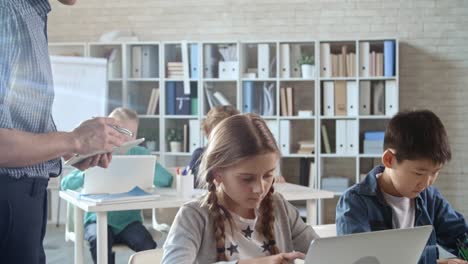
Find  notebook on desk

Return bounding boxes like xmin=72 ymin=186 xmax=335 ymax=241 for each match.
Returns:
xmin=304 ymin=225 xmax=432 ymax=264
xmin=82 ymin=155 xmax=156 ymax=195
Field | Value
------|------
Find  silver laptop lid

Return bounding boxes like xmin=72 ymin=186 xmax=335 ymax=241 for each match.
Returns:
xmin=82 ymin=155 xmax=156 ymax=194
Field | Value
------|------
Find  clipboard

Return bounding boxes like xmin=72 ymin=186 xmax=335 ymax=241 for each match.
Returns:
xmin=64 ymin=138 xmax=145 ymax=166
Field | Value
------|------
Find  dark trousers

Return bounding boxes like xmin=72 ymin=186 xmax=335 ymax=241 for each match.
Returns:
xmin=0 ymin=176 xmax=49 ymax=264
xmin=84 ymin=221 xmax=156 ymax=264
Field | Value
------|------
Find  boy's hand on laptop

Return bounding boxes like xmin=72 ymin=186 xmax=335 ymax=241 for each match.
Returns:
xmin=437 ymin=258 xmax=468 ymax=264
xmin=238 ymin=251 xmax=305 ymax=264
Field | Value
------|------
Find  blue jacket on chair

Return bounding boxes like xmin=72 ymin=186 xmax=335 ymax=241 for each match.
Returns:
xmin=336 ymin=165 xmax=468 ymax=264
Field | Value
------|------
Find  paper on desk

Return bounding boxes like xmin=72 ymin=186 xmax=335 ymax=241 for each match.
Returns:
xmin=78 ymin=186 xmax=159 ymax=205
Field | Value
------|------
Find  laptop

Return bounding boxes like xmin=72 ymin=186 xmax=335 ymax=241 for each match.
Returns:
xmin=304 ymin=225 xmax=433 ymax=264
xmin=82 ymin=155 xmax=156 ymax=194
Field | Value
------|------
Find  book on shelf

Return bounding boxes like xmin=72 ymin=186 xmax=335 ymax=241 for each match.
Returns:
xmin=189 ymin=43 xmax=199 ymax=79
xmin=320 ymin=43 xmax=331 ymax=78
xmin=297 ymin=140 xmax=315 ymax=155
xmin=167 ymin=61 xmax=184 ymax=78
xmin=286 ymin=87 xmax=294 ymax=116
xmin=146 ymin=88 xmax=160 ymax=115
xmin=166 ymin=81 xmax=176 ymax=115
xmin=384 ymin=40 xmax=395 ymax=77
xmin=321 ymin=124 xmax=331 ymax=154
xmin=280 ymin=87 xmax=288 ymax=116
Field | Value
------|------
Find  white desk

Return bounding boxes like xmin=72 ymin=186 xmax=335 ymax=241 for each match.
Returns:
xmin=59 ymin=183 xmax=333 ymax=264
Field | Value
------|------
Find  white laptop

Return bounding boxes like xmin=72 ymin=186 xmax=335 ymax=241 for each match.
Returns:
xmin=82 ymin=155 xmax=156 ymax=194
xmin=304 ymin=225 xmax=433 ymax=264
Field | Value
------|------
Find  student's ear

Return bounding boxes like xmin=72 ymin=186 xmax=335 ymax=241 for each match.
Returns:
xmin=381 ymin=149 xmax=396 ymax=168
xmin=212 ymin=169 xmax=223 ymax=184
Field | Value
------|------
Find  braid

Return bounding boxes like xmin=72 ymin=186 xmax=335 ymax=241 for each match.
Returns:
xmin=257 ymin=185 xmax=279 ymax=255
xmin=206 ymin=179 xmax=228 ymax=261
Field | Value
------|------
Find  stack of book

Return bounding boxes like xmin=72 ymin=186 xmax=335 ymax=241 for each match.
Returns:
xmin=320 ymin=43 xmax=356 ymax=78
xmin=363 ymin=131 xmax=385 ymax=154
xmin=167 ymin=62 xmax=184 ymax=78
xmin=297 ymin=140 xmax=315 ymax=154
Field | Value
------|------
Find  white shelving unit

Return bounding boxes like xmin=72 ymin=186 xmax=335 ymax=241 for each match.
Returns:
xmin=49 ymin=38 xmax=398 ymax=224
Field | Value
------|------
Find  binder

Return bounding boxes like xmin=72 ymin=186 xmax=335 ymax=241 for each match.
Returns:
xmin=189 ymin=120 xmax=200 ymax=153
xmin=385 ymin=80 xmax=398 ymax=116
xmin=280 ymin=44 xmax=291 ymax=78
xmin=131 ymin=46 xmax=142 ymax=78
xmin=336 ymin=120 xmax=347 ymax=155
xmin=372 ymin=81 xmax=385 ymax=115
xmin=189 ymin=43 xmax=199 ymax=79
xmin=266 ymin=120 xmax=279 ymax=147
xmin=346 ymin=120 xmax=358 ymax=154
xmin=175 ymin=82 xmax=191 ymax=115
xmin=299 ymin=158 xmax=312 ymax=186
xmin=320 ymin=43 xmax=331 ymax=78
xmin=141 ymin=46 xmax=158 ymax=78
xmin=290 ymin=44 xmax=302 ymax=78
xmin=334 ymin=81 xmax=347 ymax=116
xmin=183 ymin=124 xmax=189 ymax=152
xmin=359 ymin=81 xmax=371 ymax=115
xmin=346 ymin=81 xmax=358 ymax=116
xmin=258 ymin=44 xmax=270 ymax=78
xmin=279 ymin=120 xmax=290 ymax=155
xmin=203 ymin=44 xmax=217 ymax=78
xmin=359 ymin=42 xmax=370 ymax=77
xmin=243 ymin=81 xmax=254 ymax=113
xmin=384 ymin=40 xmax=395 ymax=77
xmin=323 ymin=81 xmax=335 ymax=116
xmin=166 ymin=81 xmax=176 ymax=115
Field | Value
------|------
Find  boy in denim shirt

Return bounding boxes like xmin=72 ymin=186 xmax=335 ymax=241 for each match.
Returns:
xmin=336 ymin=110 xmax=467 ymax=264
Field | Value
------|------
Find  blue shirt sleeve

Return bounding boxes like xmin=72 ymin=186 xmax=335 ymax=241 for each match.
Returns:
xmin=336 ymin=190 xmax=372 ymax=235
xmin=431 ymin=188 xmax=468 ymax=256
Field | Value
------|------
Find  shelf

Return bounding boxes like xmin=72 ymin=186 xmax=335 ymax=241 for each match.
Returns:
xmin=358 ymin=76 xmax=396 ymax=81
xmin=319 ymin=77 xmax=357 ymax=81
xmin=241 ymin=78 xmax=277 ymax=82
xmin=127 ymin=78 xmax=159 ymax=82
xmin=320 ymin=154 xmax=358 ymax=158
xmin=139 ymin=115 xmax=160 ymax=118
xmin=165 ymin=115 xmax=198 ymax=119
xmin=279 ymin=78 xmax=316 ymax=82
xmin=358 ymin=115 xmax=393 ymax=120
xmin=108 ymin=78 xmax=123 ymax=82
xmin=320 ymin=116 xmax=358 ymax=120
xmin=359 ymin=154 xmax=382 ymax=158
xmin=279 ymin=116 xmax=315 ymax=120
xmin=202 ymin=78 xmax=237 ymax=82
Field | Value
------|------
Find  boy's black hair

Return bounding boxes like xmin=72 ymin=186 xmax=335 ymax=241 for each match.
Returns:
xmin=384 ymin=109 xmax=452 ymax=164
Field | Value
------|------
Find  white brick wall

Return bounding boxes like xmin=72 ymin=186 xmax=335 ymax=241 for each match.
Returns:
xmin=48 ymin=0 xmax=468 ymax=215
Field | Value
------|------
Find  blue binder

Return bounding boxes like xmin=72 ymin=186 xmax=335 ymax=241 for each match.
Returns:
xmin=384 ymin=40 xmax=395 ymax=77
xmin=166 ymin=81 xmax=176 ymax=115
xmin=175 ymin=82 xmax=191 ymax=115
xmin=190 ymin=44 xmax=198 ymax=79
xmin=243 ymin=81 xmax=254 ymax=113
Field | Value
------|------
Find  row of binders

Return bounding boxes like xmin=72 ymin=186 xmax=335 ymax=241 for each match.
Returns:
xmin=280 ymin=87 xmax=295 ymax=116
xmin=165 ymin=82 xmax=198 ymax=115
xmin=242 ymin=81 xmax=275 ymax=116
xmin=321 ymin=120 xmax=359 ymax=155
xmin=131 ymin=46 xmax=159 ymax=78
xmin=322 ymin=80 xmax=398 ymax=116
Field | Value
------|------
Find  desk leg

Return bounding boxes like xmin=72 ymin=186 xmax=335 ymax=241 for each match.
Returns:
xmin=306 ymin=200 xmax=317 ymax=226
xmin=74 ymin=207 xmax=84 ymax=264
xmin=96 ymin=212 xmax=108 ymax=264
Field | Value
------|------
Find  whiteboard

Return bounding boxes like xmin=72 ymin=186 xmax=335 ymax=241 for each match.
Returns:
xmin=51 ymin=56 xmax=108 ymax=132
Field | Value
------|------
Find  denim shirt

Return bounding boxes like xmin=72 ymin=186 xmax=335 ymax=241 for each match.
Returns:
xmin=336 ymin=165 xmax=468 ymax=264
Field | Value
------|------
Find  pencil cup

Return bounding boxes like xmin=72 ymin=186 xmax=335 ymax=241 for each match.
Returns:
xmin=177 ymin=173 xmax=194 ymax=199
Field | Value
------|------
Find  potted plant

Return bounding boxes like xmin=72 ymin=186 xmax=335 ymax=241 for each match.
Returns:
xmin=297 ymin=55 xmax=315 ymax=79
xmin=166 ymin=128 xmax=183 ymax=152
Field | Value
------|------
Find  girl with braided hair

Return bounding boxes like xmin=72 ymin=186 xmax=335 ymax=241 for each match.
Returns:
xmin=162 ymin=113 xmax=319 ymax=264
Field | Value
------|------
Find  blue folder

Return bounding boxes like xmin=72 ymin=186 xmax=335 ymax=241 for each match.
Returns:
xmin=166 ymin=81 xmax=176 ymax=115
xmin=243 ymin=81 xmax=254 ymax=113
xmin=384 ymin=40 xmax=395 ymax=77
